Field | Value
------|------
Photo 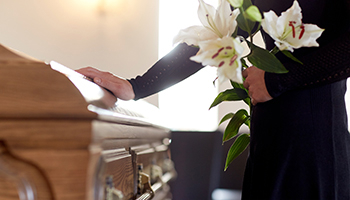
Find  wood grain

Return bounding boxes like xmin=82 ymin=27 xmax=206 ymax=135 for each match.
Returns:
xmin=0 ymin=142 xmax=54 ymax=200
xmin=102 ymin=148 xmax=134 ymax=199
xmin=0 ymin=43 xmax=173 ymax=200
xmin=0 ymin=120 xmax=93 ymax=149
xmin=0 ymin=44 xmax=95 ymax=120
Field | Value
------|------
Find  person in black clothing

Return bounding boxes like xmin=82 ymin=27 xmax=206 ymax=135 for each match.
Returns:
xmin=77 ymin=0 xmax=350 ymax=198
xmin=240 ymin=0 xmax=350 ymax=199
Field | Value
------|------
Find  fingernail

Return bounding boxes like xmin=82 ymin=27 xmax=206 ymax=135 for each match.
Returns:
xmin=94 ymin=77 xmax=101 ymax=84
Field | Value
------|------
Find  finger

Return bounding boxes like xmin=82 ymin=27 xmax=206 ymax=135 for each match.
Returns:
xmin=76 ymin=67 xmax=101 ymax=78
xmin=75 ymin=67 xmax=93 ymax=74
xmin=248 ymin=90 xmax=255 ymax=105
xmin=243 ymin=80 xmax=249 ymax=89
xmin=93 ymin=77 xmax=102 ymax=85
xmin=251 ymin=98 xmax=256 ymax=106
xmin=242 ymin=68 xmax=249 ymax=78
xmin=93 ymin=77 xmax=116 ymax=95
xmin=93 ymin=76 xmax=114 ymax=89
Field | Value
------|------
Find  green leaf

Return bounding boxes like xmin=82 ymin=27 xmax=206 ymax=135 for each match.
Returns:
xmin=219 ymin=113 xmax=235 ymax=125
xmin=229 ymin=81 xmax=251 ymax=106
xmin=223 ymin=109 xmax=249 ymax=142
xmin=282 ymin=50 xmax=303 ymax=65
xmin=209 ymin=88 xmax=249 ymax=109
xmin=225 ymin=133 xmax=250 ymax=171
xmin=247 ymin=41 xmax=288 ymax=73
xmin=230 ymin=81 xmax=245 ymax=90
xmin=241 ymin=58 xmax=249 ymax=68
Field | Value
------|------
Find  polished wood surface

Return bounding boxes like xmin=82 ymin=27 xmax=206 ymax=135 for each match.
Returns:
xmin=0 ymin=141 xmax=54 ymax=200
xmin=0 ymin=45 xmax=96 ymax=119
xmin=0 ymin=44 xmax=173 ymax=200
xmin=0 ymin=120 xmax=92 ymax=200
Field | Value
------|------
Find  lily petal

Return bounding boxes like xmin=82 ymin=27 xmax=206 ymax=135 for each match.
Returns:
xmin=190 ymin=36 xmax=245 ymax=84
xmin=261 ymin=11 xmax=279 ymax=40
xmin=198 ymin=0 xmax=217 ymax=29
xmin=261 ymin=0 xmax=324 ymax=52
xmin=173 ymin=26 xmax=218 ymax=46
xmin=215 ymin=0 xmax=240 ymax=37
xmin=276 ymin=0 xmax=302 ymax=37
xmin=284 ymin=24 xmax=324 ymax=49
xmin=174 ymin=0 xmax=239 ymax=46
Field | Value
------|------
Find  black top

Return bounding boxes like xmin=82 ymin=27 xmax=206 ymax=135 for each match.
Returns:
xmin=128 ymin=0 xmax=350 ymax=199
xmin=128 ymin=1 xmax=350 ymax=100
xmin=245 ymin=0 xmax=350 ymax=199
xmin=128 ymin=43 xmax=203 ymax=100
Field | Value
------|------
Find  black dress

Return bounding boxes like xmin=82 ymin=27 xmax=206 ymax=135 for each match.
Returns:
xmin=128 ymin=0 xmax=350 ymax=199
xmin=242 ymin=0 xmax=350 ymax=199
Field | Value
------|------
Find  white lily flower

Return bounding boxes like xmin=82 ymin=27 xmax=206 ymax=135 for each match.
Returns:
xmin=191 ymin=36 xmax=245 ymax=84
xmin=173 ymin=0 xmax=240 ymax=46
xmin=261 ymin=0 xmax=324 ymax=52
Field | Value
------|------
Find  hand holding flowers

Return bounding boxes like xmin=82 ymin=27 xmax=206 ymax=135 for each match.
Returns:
xmin=242 ymin=66 xmax=272 ymax=105
xmin=174 ymin=0 xmax=324 ymax=170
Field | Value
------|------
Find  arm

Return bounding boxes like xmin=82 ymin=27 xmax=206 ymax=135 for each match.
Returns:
xmin=75 ymin=67 xmax=135 ymax=100
xmin=77 ymin=43 xmax=203 ymax=100
xmin=243 ymin=31 xmax=350 ymax=104
xmin=243 ymin=0 xmax=350 ymax=104
xmin=265 ymin=32 xmax=350 ymax=98
xmin=128 ymin=43 xmax=203 ymax=100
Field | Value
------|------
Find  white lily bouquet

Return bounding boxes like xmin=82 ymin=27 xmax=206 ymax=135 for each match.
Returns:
xmin=173 ymin=0 xmax=324 ymax=170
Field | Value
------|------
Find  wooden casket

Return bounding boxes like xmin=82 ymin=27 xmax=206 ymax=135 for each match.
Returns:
xmin=0 ymin=44 xmax=175 ymax=200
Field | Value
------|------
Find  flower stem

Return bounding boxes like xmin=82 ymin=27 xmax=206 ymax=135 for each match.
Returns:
xmin=251 ymin=23 xmax=261 ymax=38
xmin=270 ymin=46 xmax=280 ymax=55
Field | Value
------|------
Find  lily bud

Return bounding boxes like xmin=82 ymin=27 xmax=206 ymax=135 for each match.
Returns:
xmin=244 ymin=5 xmax=262 ymax=22
xmin=227 ymin=0 xmax=243 ymax=8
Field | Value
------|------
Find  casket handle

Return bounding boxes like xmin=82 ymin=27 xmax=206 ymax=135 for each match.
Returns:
xmin=136 ymin=172 xmax=175 ymax=200
xmin=136 ymin=163 xmax=176 ymax=200
xmin=105 ymin=175 xmax=124 ymax=200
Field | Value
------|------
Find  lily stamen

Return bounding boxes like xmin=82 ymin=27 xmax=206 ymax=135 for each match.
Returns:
xmin=299 ymin=25 xmax=305 ymax=39
xmin=206 ymin=14 xmax=223 ymax=38
xmin=289 ymin=21 xmax=296 ymax=38
xmin=229 ymin=55 xmax=238 ymax=66
xmin=212 ymin=47 xmax=225 ymax=59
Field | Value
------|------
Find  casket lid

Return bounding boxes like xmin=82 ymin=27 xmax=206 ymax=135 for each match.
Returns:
xmin=0 ymin=44 xmax=96 ymax=119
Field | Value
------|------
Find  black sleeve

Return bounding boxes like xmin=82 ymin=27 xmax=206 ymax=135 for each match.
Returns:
xmin=127 ymin=43 xmax=204 ymax=100
xmin=265 ymin=31 xmax=350 ymax=98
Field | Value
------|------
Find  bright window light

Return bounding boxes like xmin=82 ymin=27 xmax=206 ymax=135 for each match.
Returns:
xmin=346 ymin=80 xmax=350 ymax=130
xmin=158 ymin=0 xmax=350 ymax=132
xmin=158 ymin=0 xmax=219 ymax=131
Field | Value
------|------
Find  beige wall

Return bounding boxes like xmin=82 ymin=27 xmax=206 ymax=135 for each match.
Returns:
xmin=0 ymin=0 xmax=255 ymax=132
xmin=0 ymin=0 xmax=159 ymax=104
